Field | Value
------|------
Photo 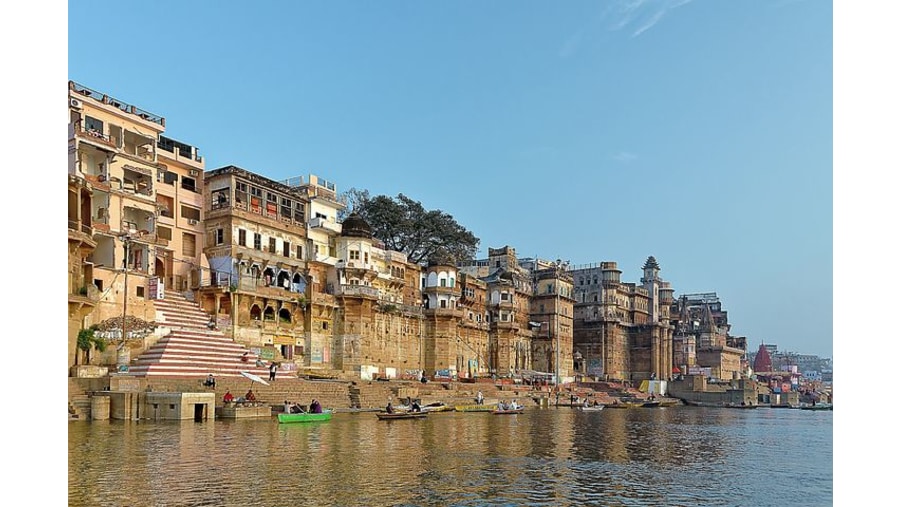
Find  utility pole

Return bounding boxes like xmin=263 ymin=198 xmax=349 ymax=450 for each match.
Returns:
xmin=118 ymin=229 xmax=138 ymax=370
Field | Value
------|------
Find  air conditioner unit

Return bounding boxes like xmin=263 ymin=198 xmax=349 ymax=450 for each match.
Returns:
xmin=187 ymin=219 xmax=199 ymax=225
xmin=70 ymin=98 xmax=83 ymax=109
xmin=189 ymin=169 xmax=199 ymax=177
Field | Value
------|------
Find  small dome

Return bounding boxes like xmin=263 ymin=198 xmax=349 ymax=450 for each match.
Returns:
xmin=341 ymin=213 xmax=372 ymax=239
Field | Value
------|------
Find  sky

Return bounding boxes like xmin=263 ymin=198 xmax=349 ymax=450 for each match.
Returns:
xmin=62 ymin=0 xmax=835 ymax=358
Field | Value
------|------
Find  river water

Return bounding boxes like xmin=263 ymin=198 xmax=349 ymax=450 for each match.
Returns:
xmin=69 ymin=406 xmax=832 ymax=506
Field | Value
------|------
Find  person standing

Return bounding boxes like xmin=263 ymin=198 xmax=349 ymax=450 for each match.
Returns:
xmin=476 ymin=391 xmax=484 ymax=405
xmin=268 ymin=361 xmax=278 ymax=381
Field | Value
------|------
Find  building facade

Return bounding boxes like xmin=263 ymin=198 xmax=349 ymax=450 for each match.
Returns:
xmin=570 ymin=256 xmax=675 ymax=382
xmin=67 ymin=81 xmax=206 ymax=370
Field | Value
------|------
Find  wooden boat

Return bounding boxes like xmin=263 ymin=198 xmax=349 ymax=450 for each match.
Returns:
xmin=657 ymin=398 xmax=682 ymax=407
xmin=423 ymin=402 xmax=454 ymax=413
xmin=491 ymin=408 xmax=524 ymax=415
xmin=376 ymin=411 xmax=428 ymax=420
xmin=580 ymin=405 xmax=605 ymax=412
xmin=454 ymin=403 xmax=499 ymax=412
xmin=277 ymin=411 xmax=333 ymax=423
xmin=606 ymin=400 xmax=643 ymax=409
xmin=641 ymin=400 xmax=662 ymax=408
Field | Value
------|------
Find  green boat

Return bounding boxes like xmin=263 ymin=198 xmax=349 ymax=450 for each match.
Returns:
xmin=277 ymin=411 xmax=333 ymax=423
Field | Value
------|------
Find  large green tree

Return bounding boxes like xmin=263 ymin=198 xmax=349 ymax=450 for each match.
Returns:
xmin=341 ymin=189 xmax=479 ymax=265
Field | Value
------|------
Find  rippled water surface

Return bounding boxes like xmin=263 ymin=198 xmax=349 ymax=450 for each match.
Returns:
xmin=69 ymin=407 xmax=832 ymax=506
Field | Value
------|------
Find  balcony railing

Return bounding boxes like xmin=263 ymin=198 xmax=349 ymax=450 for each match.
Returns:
xmin=336 ymin=285 xmax=380 ymax=298
xmin=67 ymin=219 xmax=92 ymax=236
xmin=309 ymin=216 xmax=341 ymax=234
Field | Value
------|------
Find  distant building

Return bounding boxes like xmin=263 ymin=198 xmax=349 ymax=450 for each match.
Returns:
xmin=569 ymin=256 xmax=675 ymax=382
xmin=669 ymin=292 xmax=745 ymax=381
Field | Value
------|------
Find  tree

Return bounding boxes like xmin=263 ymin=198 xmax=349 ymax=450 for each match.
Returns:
xmin=341 ymin=191 xmax=480 ymax=265
xmin=76 ymin=325 xmax=107 ymax=365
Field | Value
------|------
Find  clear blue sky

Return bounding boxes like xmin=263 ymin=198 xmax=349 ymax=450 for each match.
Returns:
xmin=66 ymin=0 xmax=832 ymax=358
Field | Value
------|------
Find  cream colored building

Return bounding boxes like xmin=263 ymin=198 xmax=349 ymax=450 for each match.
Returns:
xmin=67 ymin=81 xmax=206 ymax=370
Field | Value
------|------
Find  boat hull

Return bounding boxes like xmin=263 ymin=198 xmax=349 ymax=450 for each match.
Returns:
xmin=455 ymin=404 xmax=499 ymax=412
xmin=376 ymin=412 xmax=428 ymax=420
xmin=277 ymin=412 xmax=333 ymax=423
xmin=491 ymin=409 xmax=524 ymax=415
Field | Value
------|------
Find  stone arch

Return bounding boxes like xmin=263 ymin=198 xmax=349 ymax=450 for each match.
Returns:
xmin=249 ymin=304 xmax=262 ymax=321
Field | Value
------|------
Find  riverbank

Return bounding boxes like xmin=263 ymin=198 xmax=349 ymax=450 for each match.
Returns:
xmin=69 ymin=374 xmax=658 ymax=420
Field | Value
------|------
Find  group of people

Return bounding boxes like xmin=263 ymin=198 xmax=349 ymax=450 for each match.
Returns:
xmin=385 ymin=398 xmax=421 ymax=413
xmin=283 ymin=399 xmax=323 ymax=414
xmin=222 ymin=389 xmax=257 ymax=404
xmin=498 ymin=399 xmax=520 ymax=411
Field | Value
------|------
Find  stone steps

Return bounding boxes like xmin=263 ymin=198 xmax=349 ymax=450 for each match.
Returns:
xmin=124 ymin=292 xmax=292 ymax=380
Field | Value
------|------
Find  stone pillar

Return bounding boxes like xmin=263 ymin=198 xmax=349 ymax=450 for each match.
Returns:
xmin=90 ymin=395 xmax=110 ymax=420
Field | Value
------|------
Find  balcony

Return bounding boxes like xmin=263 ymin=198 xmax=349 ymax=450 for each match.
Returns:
xmin=309 ymin=216 xmax=341 ymax=235
xmin=426 ymin=307 xmax=463 ymax=318
xmin=336 ymin=284 xmax=380 ymax=299
xmin=73 ymin=120 xmax=118 ymax=151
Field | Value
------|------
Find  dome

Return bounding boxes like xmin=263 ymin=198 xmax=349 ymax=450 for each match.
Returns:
xmin=340 ymin=213 xmax=372 ymax=239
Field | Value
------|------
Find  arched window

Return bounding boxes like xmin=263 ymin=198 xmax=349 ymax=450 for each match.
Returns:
xmin=263 ymin=306 xmax=275 ymax=321
xmin=278 ymin=308 xmax=292 ymax=324
xmin=250 ymin=304 xmax=262 ymax=321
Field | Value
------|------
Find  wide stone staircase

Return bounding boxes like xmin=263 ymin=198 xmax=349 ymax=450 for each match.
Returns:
xmin=123 ymin=291 xmax=292 ymax=380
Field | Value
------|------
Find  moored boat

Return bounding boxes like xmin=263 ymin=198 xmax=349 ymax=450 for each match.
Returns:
xmin=454 ymin=403 xmax=499 ymax=412
xmin=580 ymin=405 xmax=605 ymax=412
xmin=277 ymin=411 xmax=333 ymax=424
xmin=800 ymin=403 xmax=833 ymax=411
xmin=376 ymin=411 xmax=428 ymax=420
xmin=423 ymin=402 xmax=454 ymax=413
xmin=491 ymin=408 xmax=524 ymax=415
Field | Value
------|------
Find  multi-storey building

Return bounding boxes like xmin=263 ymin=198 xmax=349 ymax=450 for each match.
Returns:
xmin=198 ymin=166 xmax=312 ymax=366
xmin=570 ymin=256 xmax=675 ymax=382
xmin=67 ymin=81 xmax=205 ymax=369
xmin=198 ymin=167 xmax=426 ymax=378
xmin=331 ymin=213 xmax=425 ymax=379
xmin=456 ymin=247 xmax=575 ymax=383
xmin=669 ymin=292 xmax=745 ymax=380
xmin=520 ymin=255 xmax=575 ymax=383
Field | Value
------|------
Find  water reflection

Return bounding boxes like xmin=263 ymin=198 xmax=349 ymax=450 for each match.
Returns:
xmin=70 ymin=407 xmax=832 ymax=506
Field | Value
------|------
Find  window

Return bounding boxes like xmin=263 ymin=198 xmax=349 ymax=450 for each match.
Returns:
xmin=136 ymin=286 xmax=145 ymax=298
xmin=296 ymin=245 xmax=303 ymax=259
xmin=238 ymin=229 xmax=246 ymax=246
xmin=283 ymin=241 xmax=290 ymax=257
xmin=85 ymin=116 xmax=103 ymax=133
xmin=215 ymin=228 xmax=224 ymax=245
xmin=254 ymin=233 xmax=261 ymax=250
xmin=181 ymin=176 xmax=197 ymax=193
xmin=268 ymin=237 xmax=276 ymax=253
xmin=212 ymin=188 xmax=230 ymax=209
xmin=163 ymin=172 xmax=178 ymax=185
xmin=182 ymin=233 xmax=196 ymax=257
xmin=350 ymin=250 xmax=360 ymax=260
xmin=180 ymin=205 xmax=201 ymax=222
xmin=157 ymin=226 xmax=172 ymax=241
